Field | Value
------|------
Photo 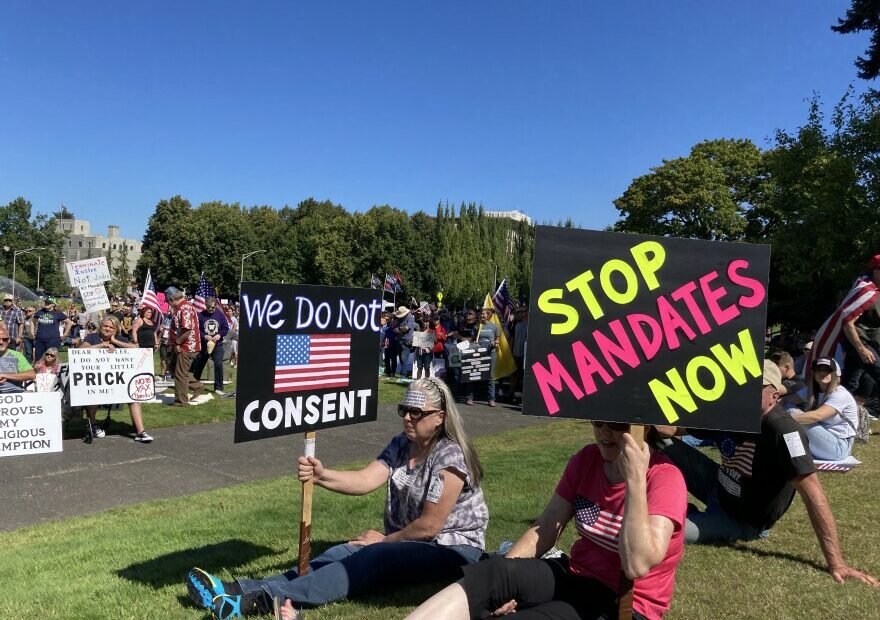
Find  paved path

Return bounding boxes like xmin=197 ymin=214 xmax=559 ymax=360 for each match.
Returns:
xmin=0 ymin=401 xmax=549 ymax=532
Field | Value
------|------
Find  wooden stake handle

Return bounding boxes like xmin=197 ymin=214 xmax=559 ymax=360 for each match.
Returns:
xmin=298 ymin=432 xmax=316 ymax=576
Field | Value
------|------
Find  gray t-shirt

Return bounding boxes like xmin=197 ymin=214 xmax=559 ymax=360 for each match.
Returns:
xmin=377 ymin=433 xmax=488 ymax=550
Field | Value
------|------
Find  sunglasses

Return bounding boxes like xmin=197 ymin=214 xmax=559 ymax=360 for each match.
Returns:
xmin=591 ymin=420 xmax=630 ymax=432
xmin=0 ymin=338 xmax=9 ymax=343
xmin=45 ymin=354 xmax=56 ymax=358
xmin=397 ymin=405 xmax=441 ymax=421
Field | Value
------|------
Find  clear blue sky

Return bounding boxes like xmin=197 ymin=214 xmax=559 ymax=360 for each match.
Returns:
xmin=0 ymin=1 xmax=870 ymax=240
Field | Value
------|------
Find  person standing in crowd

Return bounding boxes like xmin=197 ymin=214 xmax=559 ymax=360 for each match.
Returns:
xmin=166 ymin=286 xmax=203 ymax=406
xmin=192 ymin=296 xmax=229 ymax=396
xmin=791 ymin=358 xmax=859 ymax=461
xmin=431 ymin=315 xmax=448 ymax=379
xmin=80 ymin=316 xmax=153 ymax=442
xmin=509 ymin=306 xmax=528 ymax=405
xmin=21 ymin=305 xmax=36 ymax=363
xmin=415 ymin=319 xmax=434 ymax=379
xmin=655 ymin=361 xmax=878 ymax=586
xmin=120 ymin=304 xmax=134 ymax=341
xmin=380 ymin=312 xmax=398 ymax=377
xmin=33 ymin=297 xmax=73 ymax=361
xmin=1 ymin=293 xmax=25 ymax=351
xmin=159 ymin=310 xmax=173 ymax=379
xmin=0 ymin=324 xmax=35 ymax=393
xmin=131 ymin=307 xmax=159 ymax=352
xmin=106 ymin=299 xmax=125 ymax=322
xmin=394 ymin=305 xmax=415 ymax=378
xmin=225 ymin=305 xmax=239 ymax=368
xmin=464 ymin=307 xmax=500 ymax=407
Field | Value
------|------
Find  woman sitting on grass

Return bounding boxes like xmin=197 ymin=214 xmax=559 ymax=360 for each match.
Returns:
xmin=791 ymin=357 xmax=859 ymax=460
xmin=33 ymin=348 xmax=61 ymax=374
xmin=79 ymin=316 xmax=153 ymax=443
xmin=405 ymin=421 xmax=687 ymax=620
xmin=187 ymin=378 xmax=489 ymax=619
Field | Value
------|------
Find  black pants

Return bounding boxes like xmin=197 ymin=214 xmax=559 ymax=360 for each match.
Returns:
xmin=461 ymin=556 xmax=645 ymax=620
xmin=383 ymin=346 xmax=398 ymax=376
xmin=192 ymin=342 xmax=224 ymax=391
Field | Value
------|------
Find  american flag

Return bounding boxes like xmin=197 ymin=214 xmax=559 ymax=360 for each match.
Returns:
xmin=139 ymin=269 xmax=163 ymax=315
xmin=394 ymin=271 xmax=404 ymax=293
xmin=193 ymin=273 xmax=216 ymax=312
xmin=384 ymin=273 xmax=397 ymax=293
xmin=274 ymin=333 xmax=352 ymax=393
xmin=806 ymin=275 xmax=879 ymax=379
xmin=492 ymin=279 xmax=517 ymax=334
xmin=719 ymin=437 xmax=756 ymax=477
xmin=573 ymin=495 xmax=622 ymax=552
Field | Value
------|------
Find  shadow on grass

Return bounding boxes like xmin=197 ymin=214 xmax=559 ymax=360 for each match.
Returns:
xmin=726 ymin=543 xmax=826 ymax=572
xmin=118 ymin=539 xmax=277 ymax=589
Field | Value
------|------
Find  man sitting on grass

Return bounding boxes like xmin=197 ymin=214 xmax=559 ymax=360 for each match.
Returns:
xmin=655 ymin=360 xmax=878 ymax=587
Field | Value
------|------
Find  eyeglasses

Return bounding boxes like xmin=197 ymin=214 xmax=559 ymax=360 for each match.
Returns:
xmin=591 ymin=420 xmax=630 ymax=432
xmin=397 ymin=405 xmax=441 ymax=421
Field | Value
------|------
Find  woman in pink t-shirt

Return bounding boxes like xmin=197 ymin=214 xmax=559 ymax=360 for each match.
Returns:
xmin=406 ymin=422 xmax=687 ymax=620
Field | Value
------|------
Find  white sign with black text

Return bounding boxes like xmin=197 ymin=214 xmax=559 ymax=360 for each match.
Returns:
xmin=79 ymin=282 xmax=111 ymax=313
xmin=0 ymin=392 xmax=63 ymax=458
xmin=66 ymin=256 xmax=111 ymax=287
xmin=68 ymin=348 xmax=156 ymax=406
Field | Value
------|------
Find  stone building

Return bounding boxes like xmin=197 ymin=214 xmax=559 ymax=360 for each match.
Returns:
xmin=54 ymin=217 xmax=142 ymax=279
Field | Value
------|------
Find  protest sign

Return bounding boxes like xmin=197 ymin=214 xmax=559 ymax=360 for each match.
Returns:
xmin=523 ymin=227 xmax=770 ymax=433
xmin=235 ymin=282 xmax=382 ymax=443
xmin=79 ymin=282 xmax=111 ymax=313
xmin=0 ymin=392 xmax=63 ymax=458
xmin=412 ymin=331 xmax=435 ymax=349
xmin=460 ymin=345 xmax=492 ymax=383
xmin=66 ymin=256 xmax=110 ymax=287
xmin=68 ymin=348 xmax=156 ymax=406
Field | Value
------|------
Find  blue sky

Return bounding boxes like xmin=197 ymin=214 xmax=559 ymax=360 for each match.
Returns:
xmin=0 ymin=1 xmax=870 ymax=239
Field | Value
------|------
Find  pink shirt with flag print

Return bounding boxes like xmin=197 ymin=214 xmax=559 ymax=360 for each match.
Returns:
xmin=555 ymin=445 xmax=686 ymax=620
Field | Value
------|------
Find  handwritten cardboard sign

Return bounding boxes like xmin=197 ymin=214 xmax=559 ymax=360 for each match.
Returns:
xmin=66 ymin=257 xmax=110 ymax=287
xmin=522 ymin=227 xmax=770 ymax=432
xmin=79 ymin=282 xmax=111 ymax=313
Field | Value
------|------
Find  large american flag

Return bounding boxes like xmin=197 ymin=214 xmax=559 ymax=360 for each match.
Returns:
xmin=274 ymin=334 xmax=352 ymax=393
xmin=573 ymin=495 xmax=623 ymax=553
xmin=193 ymin=273 xmax=216 ymax=312
xmin=806 ymin=275 xmax=879 ymax=379
xmin=139 ymin=269 xmax=163 ymax=315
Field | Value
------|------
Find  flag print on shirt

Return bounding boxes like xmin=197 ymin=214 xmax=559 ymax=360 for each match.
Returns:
xmin=274 ymin=334 xmax=351 ymax=393
xmin=719 ymin=436 xmax=755 ymax=477
xmin=573 ymin=495 xmax=623 ymax=553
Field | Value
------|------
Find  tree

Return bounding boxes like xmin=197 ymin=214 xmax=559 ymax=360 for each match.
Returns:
xmin=108 ymin=242 xmax=131 ymax=297
xmin=1 ymin=197 xmax=68 ymax=294
xmin=613 ymin=139 xmax=765 ymax=241
xmin=833 ymin=0 xmax=880 ymax=80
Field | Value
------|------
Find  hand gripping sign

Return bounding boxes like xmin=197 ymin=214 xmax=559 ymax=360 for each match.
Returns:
xmin=522 ymin=227 xmax=770 ymax=433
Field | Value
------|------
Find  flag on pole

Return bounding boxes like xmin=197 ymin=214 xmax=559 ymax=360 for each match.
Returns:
xmin=370 ymin=274 xmax=382 ymax=289
xmin=139 ymin=269 xmax=163 ymax=315
xmin=193 ymin=273 xmax=217 ymax=312
xmin=384 ymin=273 xmax=396 ymax=292
xmin=394 ymin=271 xmax=404 ymax=293
xmin=492 ymin=279 xmax=517 ymax=336
xmin=481 ymin=293 xmax=517 ymax=380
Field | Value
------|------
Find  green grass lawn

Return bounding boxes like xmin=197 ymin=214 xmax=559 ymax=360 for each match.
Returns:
xmin=3 ymin=420 xmax=879 ymax=619
xmin=60 ymin=360 xmax=408 ymax=438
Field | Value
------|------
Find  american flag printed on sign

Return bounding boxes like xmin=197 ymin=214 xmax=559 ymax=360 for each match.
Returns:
xmin=573 ymin=495 xmax=623 ymax=553
xmin=274 ymin=334 xmax=352 ymax=393
xmin=815 ymin=462 xmax=856 ymax=473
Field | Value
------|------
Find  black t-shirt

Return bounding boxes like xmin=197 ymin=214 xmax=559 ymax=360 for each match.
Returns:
xmin=692 ymin=406 xmax=816 ymax=530
xmin=855 ymin=295 xmax=880 ymax=349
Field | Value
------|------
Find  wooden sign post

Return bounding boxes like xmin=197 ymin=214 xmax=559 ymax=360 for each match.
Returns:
xmin=299 ymin=432 xmax=316 ymax=575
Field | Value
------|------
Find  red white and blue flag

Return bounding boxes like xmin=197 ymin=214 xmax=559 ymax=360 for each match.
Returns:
xmin=492 ymin=279 xmax=517 ymax=335
xmin=274 ymin=333 xmax=352 ymax=393
xmin=573 ymin=495 xmax=622 ymax=552
xmin=193 ymin=273 xmax=217 ymax=312
xmin=384 ymin=273 xmax=397 ymax=293
xmin=139 ymin=269 xmax=163 ymax=316
xmin=806 ymin=275 xmax=880 ymax=377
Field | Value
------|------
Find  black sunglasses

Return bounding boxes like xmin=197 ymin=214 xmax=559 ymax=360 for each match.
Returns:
xmin=397 ymin=405 xmax=440 ymax=421
xmin=592 ymin=420 xmax=630 ymax=432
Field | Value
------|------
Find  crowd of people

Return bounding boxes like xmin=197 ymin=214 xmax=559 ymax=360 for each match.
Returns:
xmin=378 ymin=303 xmax=529 ymax=408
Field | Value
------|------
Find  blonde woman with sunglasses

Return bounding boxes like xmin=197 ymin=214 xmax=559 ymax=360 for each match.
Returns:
xmin=187 ymin=378 xmax=488 ymax=620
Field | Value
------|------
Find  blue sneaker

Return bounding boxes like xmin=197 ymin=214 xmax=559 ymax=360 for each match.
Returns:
xmin=186 ymin=567 xmax=225 ymax=609
xmin=212 ymin=594 xmax=242 ymax=619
